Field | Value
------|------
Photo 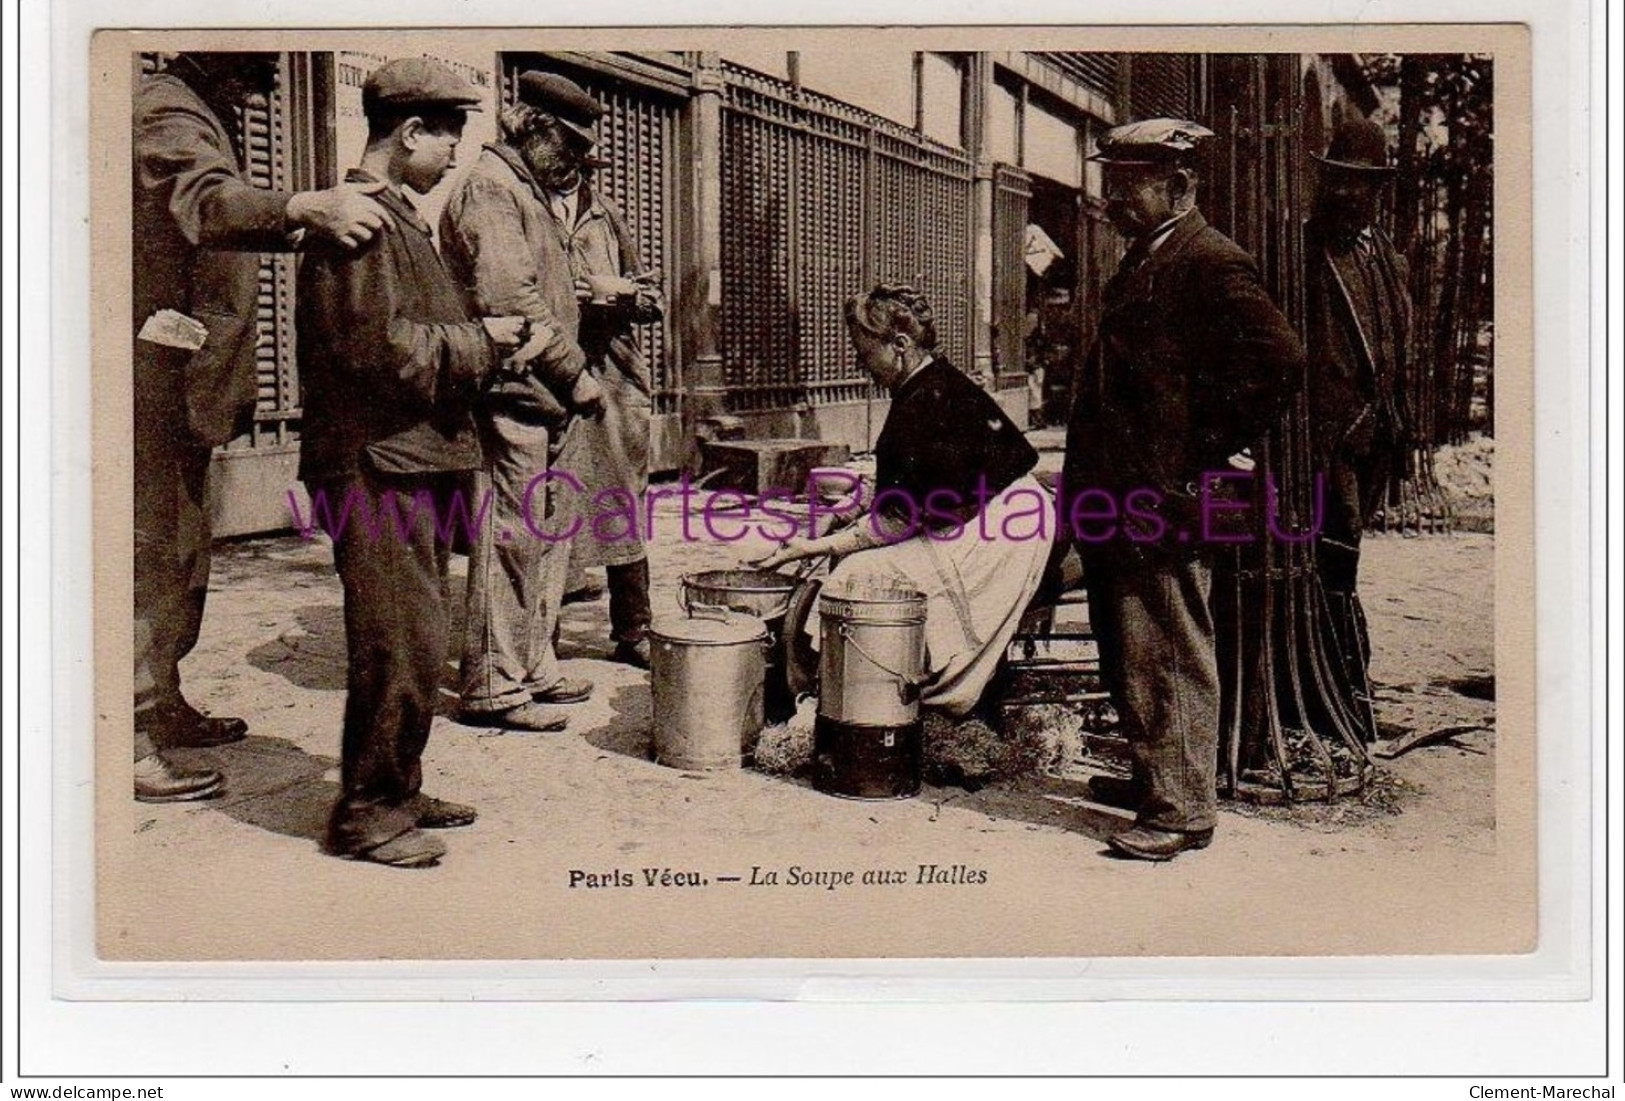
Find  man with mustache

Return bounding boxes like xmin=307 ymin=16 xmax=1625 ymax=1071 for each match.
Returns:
xmin=1061 ymin=118 xmax=1305 ymax=860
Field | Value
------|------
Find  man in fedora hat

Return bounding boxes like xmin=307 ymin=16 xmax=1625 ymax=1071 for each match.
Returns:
xmin=1060 ymin=118 xmax=1305 ymax=860
xmin=133 ymin=51 xmax=400 ymax=803
xmin=1305 ymin=108 xmax=1414 ymax=723
xmin=296 ymin=57 xmax=550 ymax=867
xmin=438 ymin=70 xmax=617 ymax=734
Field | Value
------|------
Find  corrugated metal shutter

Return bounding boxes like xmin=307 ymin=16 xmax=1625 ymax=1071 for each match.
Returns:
xmin=1035 ymin=53 xmax=1119 ymax=103
xmin=234 ymin=81 xmax=301 ymax=444
xmin=1128 ymin=54 xmax=1196 ymax=122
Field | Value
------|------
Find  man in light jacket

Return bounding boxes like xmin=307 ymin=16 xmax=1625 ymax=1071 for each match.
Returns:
xmin=439 ymin=70 xmax=607 ymax=732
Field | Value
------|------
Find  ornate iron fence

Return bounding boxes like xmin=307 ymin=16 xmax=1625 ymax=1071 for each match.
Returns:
xmin=720 ymin=63 xmax=974 ymax=413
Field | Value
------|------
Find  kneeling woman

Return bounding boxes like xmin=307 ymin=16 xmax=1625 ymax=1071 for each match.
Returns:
xmin=756 ymin=284 xmax=1053 ymax=717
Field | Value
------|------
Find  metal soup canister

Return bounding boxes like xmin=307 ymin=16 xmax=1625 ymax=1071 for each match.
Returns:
xmin=649 ymin=609 xmax=768 ymax=771
xmin=813 ymin=585 xmax=927 ymax=800
xmin=680 ymin=568 xmax=801 ymax=725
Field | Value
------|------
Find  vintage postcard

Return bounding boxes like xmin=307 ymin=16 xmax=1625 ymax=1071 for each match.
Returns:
xmin=87 ymin=24 xmax=1533 ymax=965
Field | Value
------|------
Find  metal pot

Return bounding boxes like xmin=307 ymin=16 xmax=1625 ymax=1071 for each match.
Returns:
xmin=816 ymin=585 xmax=927 ymax=728
xmin=649 ymin=608 xmax=768 ymax=771
xmin=679 ymin=569 xmax=798 ymax=621
xmin=812 ymin=586 xmax=928 ymax=801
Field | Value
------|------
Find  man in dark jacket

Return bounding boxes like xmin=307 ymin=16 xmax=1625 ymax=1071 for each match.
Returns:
xmin=1305 ymin=111 xmax=1413 ymax=719
xmin=133 ymin=52 xmax=395 ymax=802
xmin=296 ymin=58 xmax=540 ymax=868
xmin=1061 ymin=119 xmax=1306 ymax=861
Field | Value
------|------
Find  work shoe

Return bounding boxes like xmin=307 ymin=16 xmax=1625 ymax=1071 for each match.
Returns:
xmin=532 ymin=676 xmax=594 ymax=705
xmin=143 ymin=699 xmax=248 ymax=749
xmin=562 ymin=581 xmax=605 ymax=604
xmin=408 ymin=793 xmax=478 ymax=830
xmin=458 ymin=701 xmax=570 ymax=733
xmin=1105 ymin=825 xmax=1214 ymax=862
xmin=334 ymin=828 xmax=447 ymax=869
xmin=611 ymin=638 xmax=651 ymax=670
xmin=134 ymin=752 xmax=224 ymax=803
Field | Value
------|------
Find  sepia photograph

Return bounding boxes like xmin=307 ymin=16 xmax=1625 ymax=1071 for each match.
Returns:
xmin=87 ymin=26 xmax=1533 ymax=963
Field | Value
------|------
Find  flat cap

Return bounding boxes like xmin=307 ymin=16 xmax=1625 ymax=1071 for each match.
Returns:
xmin=1090 ymin=118 xmax=1214 ymax=165
xmin=517 ymin=71 xmax=605 ymax=145
xmin=362 ymin=57 xmax=483 ymax=112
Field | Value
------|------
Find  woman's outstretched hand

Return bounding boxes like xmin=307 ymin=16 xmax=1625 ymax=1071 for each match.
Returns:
xmin=750 ymin=537 xmax=818 ymax=571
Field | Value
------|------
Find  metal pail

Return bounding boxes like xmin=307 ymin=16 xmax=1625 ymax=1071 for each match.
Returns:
xmin=813 ymin=584 xmax=927 ymax=800
xmin=679 ymin=569 xmax=797 ymax=621
xmin=816 ymin=585 xmax=927 ymax=727
xmin=650 ymin=609 xmax=767 ymax=771
xmin=682 ymin=569 xmax=799 ymax=724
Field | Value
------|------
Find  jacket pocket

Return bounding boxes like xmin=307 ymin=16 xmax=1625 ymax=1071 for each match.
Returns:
xmin=183 ymin=308 xmax=259 ymax=447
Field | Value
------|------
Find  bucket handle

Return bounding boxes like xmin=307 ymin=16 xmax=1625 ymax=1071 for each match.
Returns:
xmin=689 ymin=601 xmax=776 ymax=648
xmin=837 ymin=622 xmax=925 ymax=704
xmin=687 ymin=602 xmax=734 ymax=623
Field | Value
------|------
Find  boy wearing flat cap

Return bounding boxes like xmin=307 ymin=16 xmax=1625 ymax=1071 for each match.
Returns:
xmin=1060 ymin=117 xmax=1305 ymax=861
xmin=297 ymin=57 xmax=549 ymax=868
xmin=131 ymin=52 xmax=401 ymax=804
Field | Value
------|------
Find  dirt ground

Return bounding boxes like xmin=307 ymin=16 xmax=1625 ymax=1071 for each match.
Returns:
xmin=102 ymin=449 xmax=1521 ymax=962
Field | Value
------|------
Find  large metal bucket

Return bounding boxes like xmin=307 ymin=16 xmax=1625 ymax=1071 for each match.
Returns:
xmin=816 ymin=585 xmax=927 ymax=727
xmin=650 ymin=609 xmax=767 ymax=771
xmin=814 ymin=584 xmax=927 ymax=799
xmin=679 ymin=569 xmax=797 ymax=621
xmin=681 ymin=568 xmax=799 ymax=724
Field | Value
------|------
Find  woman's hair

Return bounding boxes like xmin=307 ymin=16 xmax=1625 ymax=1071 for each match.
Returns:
xmin=845 ymin=283 xmax=938 ymax=350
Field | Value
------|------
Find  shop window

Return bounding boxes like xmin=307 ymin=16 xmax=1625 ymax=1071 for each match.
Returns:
xmin=1024 ymin=98 xmax=1082 ymax=189
xmin=919 ymin=52 xmax=965 ymax=147
xmin=797 ymin=47 xmax=915 ymax=128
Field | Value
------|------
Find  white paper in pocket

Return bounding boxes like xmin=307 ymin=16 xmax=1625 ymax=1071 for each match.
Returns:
xmin=137 ymin=308 xmax=209 ymax=352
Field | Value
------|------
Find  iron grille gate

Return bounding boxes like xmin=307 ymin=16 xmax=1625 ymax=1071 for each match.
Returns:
xmin=720 ymin=63 xmax=975 ymax=415
xmin=991 ymin=163 xmax=1032 ymax=377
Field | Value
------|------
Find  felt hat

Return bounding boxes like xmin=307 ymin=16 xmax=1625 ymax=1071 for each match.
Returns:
xmin=1314 ymin=113 xmax=1396 ymax=173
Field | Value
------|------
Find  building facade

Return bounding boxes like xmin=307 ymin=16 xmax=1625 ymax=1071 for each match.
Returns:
xmin=140 ymin=49 xmax=1223 ymax=536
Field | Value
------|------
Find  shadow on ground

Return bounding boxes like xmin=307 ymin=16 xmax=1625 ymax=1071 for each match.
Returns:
xmin=580 ymin=680 xmax=654 ymax=761
xmin=246 ymin=604 xmax=347 ymax=692
xmin=166 ymin=735 xmax=339 ymax=845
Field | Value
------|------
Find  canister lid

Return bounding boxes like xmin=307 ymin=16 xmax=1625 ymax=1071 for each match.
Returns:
xmin=650 ymin=610 xmax=768 ymax=646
